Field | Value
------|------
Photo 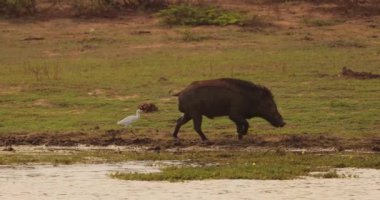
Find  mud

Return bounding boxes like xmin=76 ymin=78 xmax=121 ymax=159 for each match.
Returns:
xmin=1 ymin=132 xmax=379 ymax=152
xmin=0 ymin=163 xmax=379 ymax=200
xmin=0 ymin=144 xmax=355 ymax=156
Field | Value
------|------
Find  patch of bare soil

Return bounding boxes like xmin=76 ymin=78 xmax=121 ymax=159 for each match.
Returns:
xmin=1 ymin=132 xmax=379 ymax=152
xmin=0 ymin=85 xmax=24 ymax=95
xmin=32 ymin=99 xmax=54 ymax=107
xmin=341 ymin=67 xmax=380 ymax=79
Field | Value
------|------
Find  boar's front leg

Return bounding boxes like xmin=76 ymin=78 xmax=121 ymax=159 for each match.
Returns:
xmin=229 ymin=115 xmax=249 ymax=140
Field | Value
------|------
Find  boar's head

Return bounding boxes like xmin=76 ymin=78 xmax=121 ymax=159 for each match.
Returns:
xmin=257 ymin=88 xmax=285 ymax=128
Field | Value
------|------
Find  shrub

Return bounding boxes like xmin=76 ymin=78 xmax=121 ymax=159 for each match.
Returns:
xmin=0 ymin=0 xmax=171 ymax=17
xmin=121 ymin=0 xmax=169 ymax=11
xmin=72 ymin=0 xmax=119 ymax=17
xmin=0 ymin=0 xmax=36 ymax=16
xmin=157 ymin=5 xmax=245 ymax=26
xmin=72 ymin=0 xmax=171 ymax=17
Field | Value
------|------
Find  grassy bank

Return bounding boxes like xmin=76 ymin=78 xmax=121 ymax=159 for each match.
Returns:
xmin=111 ymin=152 xmax=380 ymax=181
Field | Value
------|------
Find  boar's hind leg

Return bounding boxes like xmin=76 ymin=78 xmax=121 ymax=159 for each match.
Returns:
xmin=229 ymin=115 xmax=249 ymax=140
xmin=191 ymin=113 xmax=208 ymax=141
xmin=173 ymin=113 xmax=191 ymax=139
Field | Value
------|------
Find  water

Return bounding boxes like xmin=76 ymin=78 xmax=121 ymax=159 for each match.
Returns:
xmin=0 ymin=162 xmax=379 ymax=200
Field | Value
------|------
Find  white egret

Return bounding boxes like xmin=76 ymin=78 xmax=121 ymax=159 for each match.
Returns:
xmin=117 ymin=109 xmax=143 ymax=127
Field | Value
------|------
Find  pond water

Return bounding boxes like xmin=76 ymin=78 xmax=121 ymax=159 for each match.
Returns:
xmin=0 ymin=162 xmax=379 ymax=200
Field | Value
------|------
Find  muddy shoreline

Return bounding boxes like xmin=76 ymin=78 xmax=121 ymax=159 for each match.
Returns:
xmin=1 ymin=132 xmax=379 ymax=152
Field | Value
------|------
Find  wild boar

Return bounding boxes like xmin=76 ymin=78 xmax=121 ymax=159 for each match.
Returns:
xmin=172 ymin=78 xmax=285 ymax=141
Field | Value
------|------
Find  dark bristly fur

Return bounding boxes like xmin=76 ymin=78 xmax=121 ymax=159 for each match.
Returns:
xmin=172 ymin=78 xmax=285 ymax=141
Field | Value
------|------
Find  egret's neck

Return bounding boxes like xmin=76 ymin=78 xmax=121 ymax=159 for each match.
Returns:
xmin=136 ymin=110 xmax=141 ymax=117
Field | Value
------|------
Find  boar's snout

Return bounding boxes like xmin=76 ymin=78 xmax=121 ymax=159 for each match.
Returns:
xmin=277 ymin=120 xmax=286 ymax=127
xmin=271 ymin=115 xmax=286 ymax=128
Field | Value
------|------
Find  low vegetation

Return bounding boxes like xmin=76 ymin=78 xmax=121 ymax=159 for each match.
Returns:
xmin=0 ymin=0 xmax=171 ymax=17
xmin=1 ymin=0 xmax=379 ymax=18
xmin=72 ymin=0 xmax=119 ymax=17
xmin=310 ymin=170 xmax=341 ymax=179
xmin=110 ymin=152 xmax=380 ymax=181
xmin=0 ymin=0 xmax=37 ymax=16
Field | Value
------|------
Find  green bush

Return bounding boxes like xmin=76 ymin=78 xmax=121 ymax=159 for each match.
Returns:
xmin=72 ymin=0 xmax=119 ymax=17
xmin=157 ymin=5 xmax=245 ymax=26
xmin=0 ymin=0 xmax=36 ymax=16
xmin=122 ymin=0 xmax=169 ymax=11
xmin=0 ymin=0 xmax=170 ymax=17
xmin=72 ymin=0 xmax=170 ymax=17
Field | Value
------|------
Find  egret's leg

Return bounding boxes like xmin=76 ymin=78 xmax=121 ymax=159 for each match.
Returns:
xmin=130 ymin=128 xmax=137 ymax=137
xmin=172 ymin=113 xmax=191 ymax=139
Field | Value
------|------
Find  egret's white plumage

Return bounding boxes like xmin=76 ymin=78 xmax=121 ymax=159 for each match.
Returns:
xmin=117 ymin=109 xmax=143 ymax=127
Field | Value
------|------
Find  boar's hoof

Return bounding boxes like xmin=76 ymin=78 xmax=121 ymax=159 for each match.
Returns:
xmin=173 ymin=139 xmax=181 ymax=146
xmin=201 ymin=140 xmax=213 ymax=145
xmin=238 ymin=134 xmax=244 ymax=140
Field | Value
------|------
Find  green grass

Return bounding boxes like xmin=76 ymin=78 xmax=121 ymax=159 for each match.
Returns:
xmin=0 ymin=14 xmax=379 ymax=138
xmin=110 ymin=151 xmax=380 ymax=181
xmin=0 ymin=150 xmax=174 ymax=165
